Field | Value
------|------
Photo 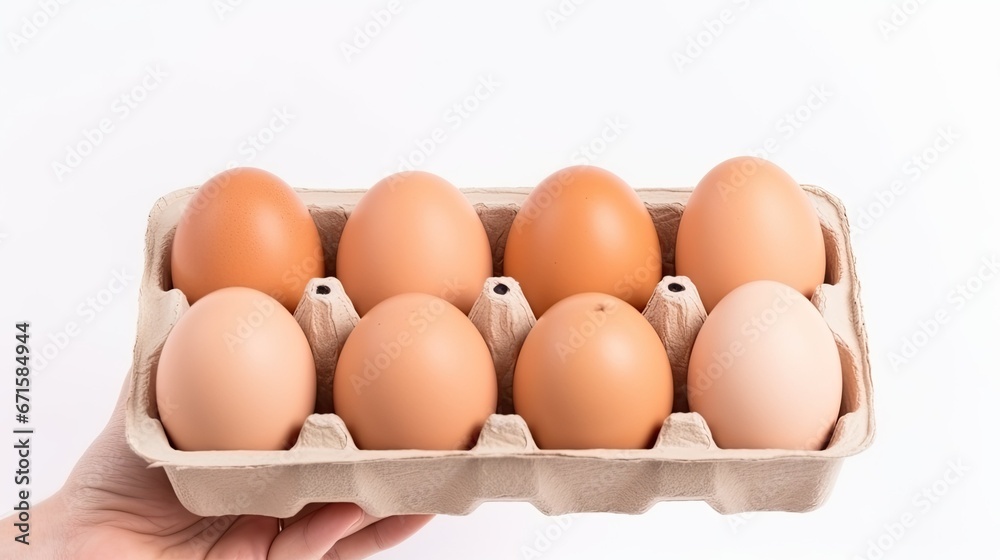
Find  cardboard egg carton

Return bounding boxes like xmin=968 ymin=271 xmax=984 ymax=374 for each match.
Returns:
xmin=126 ymin=186 xmax=874 ymax=518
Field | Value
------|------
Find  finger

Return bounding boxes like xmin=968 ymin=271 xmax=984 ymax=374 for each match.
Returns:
xmin=285 ymin=505 xmax=381 ymax=538
xmin=268 ymin=503 xmax=364 ymax=560
xmin=327 ymin=515 xmax=434 ymax=559
xmin=285 ymin=502 xmax=324 ymax=523
xmin=206 ymin=515 xmax=278 ymax=560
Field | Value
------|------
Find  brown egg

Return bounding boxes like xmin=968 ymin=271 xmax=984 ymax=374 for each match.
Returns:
xmin=171 ymin=167 xmax=325 ymax=313
xmin=675 ymin=157 xmax=825 ymax=313
xmin=156 ymin=287 xmax=317 ymax=451
xmin=512 ymin=292 xmax=673 ymax=449
xmin=336 ymin=171 xmax=492 ymax=316
xmin=504 ymin=166 xmax=662 ymax=317
xmin=333 ymin=292 xmax=497 ymax=450
xmin=687 ymin=280 xmax=842 ymax=450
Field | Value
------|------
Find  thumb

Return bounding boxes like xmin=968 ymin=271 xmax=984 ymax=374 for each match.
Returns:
xmin=268 ymin=503 xmax=365 ymax=560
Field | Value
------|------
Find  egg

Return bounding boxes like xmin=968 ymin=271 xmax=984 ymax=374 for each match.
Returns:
xmin=513 ymin=292 xmax=673 ymax=449
xmin=155 ymin=287 xmax=317 ymax=451
xmin=336 ymin=171 xmax=492 ymax=316
xmin=675 ymin=157 xmax=825 ymax=312
xmin=686 ymin=280 xmax=842 ymax=450
xmin=171 ymin=167 xmax=325 ymax=313
xmin=504 ymin=166 xmax=662 ymax=317
xmin=333 ymin=292 xmax=497 ymax=450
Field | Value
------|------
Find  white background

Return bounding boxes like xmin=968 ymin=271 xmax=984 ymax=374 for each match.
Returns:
xmin=2 ymin=1 xmax=998 ymax=558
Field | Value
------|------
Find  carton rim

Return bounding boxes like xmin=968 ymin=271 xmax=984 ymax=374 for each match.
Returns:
xmin=126 ymin=184 xmax=875 ymax=468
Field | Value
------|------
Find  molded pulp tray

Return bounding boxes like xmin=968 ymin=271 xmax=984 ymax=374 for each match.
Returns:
xmin=125 ymin=186 xmax=874 ymax=518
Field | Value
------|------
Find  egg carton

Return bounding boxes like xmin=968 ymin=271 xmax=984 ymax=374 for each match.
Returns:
xmin=125 ymin=186 xmax=874 ymax=518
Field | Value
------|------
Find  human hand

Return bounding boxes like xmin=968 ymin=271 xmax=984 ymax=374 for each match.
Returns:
xmin=1 ymin=371 xmax=432 ymax=559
